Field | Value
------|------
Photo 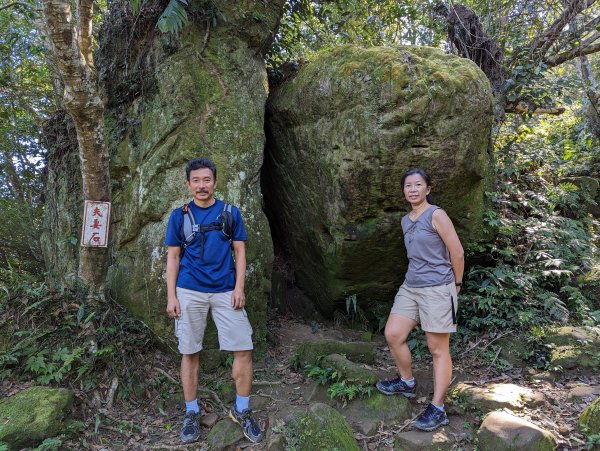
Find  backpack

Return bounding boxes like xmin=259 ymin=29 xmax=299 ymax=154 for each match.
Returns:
xmin=181 ymin=202 xmax=234 ymax=258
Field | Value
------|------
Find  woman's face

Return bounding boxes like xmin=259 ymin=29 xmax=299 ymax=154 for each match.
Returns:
xmin=403 ymin=173 xmax=431 ymax=205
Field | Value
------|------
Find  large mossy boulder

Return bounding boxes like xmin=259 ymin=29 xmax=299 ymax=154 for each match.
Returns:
xmin=40 ymin=0 xmax=286 ymax=348
xmin=264 ymin=45 xmax=493 ymax=315
xmin=0 ymin=386 xmax=73 ymax=449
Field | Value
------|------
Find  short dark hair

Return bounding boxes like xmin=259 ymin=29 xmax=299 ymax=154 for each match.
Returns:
xmin=186 ymin=157 xmax=217 ymax=181
xmin=401 ymin=167 xmax=433 ymax=203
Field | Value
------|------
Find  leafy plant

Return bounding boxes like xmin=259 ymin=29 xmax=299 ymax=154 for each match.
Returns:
xmin=304 ymin=362 xmax=373 ymax=403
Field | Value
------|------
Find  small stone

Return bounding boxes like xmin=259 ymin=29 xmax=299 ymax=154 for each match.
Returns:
xmin=200 ymin=412 xmax=219 ymax=428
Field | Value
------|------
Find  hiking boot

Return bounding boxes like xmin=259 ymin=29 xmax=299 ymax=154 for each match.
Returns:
xmin=229 ymin=404 xmax=264 ymax=443
xmin=180 ymin=410 xmax=201 ymax=443
xmin=376 ymin=375 xmax=417 ymax=398
xmin=414 ymin=403 xmax=449 ymax=431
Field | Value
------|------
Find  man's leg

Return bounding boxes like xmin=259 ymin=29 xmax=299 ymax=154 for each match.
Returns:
xmin=181 ymin=352 xmax=200 ymax=403
xmin=232 ymin=350 xmax=252 ymax=397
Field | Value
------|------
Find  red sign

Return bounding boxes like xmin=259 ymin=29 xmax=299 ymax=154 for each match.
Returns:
xmin=81 ymin=201 xmax=111 ymax=247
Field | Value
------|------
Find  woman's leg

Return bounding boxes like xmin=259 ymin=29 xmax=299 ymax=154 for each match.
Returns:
xmin=385 ymin=314 xmax=418 ymax=378
xmin=425 ymin=332 xmax=452 ymax=405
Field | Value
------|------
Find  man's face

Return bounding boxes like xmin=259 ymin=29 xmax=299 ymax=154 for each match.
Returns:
xmin=187 ymin=167 xmax=217 ymax=204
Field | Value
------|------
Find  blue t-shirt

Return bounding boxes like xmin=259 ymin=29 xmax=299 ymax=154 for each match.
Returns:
xmin=164 ymin=199 xmax=247 ymax=293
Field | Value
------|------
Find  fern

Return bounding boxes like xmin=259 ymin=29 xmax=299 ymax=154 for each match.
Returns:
xmin=157 ymin=0 xmax=189 ymax=35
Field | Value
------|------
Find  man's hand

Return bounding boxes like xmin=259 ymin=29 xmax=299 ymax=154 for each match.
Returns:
xmin=166 ymin=296 xmax=181 ymax=318
xmin=231 ymin=288 xmax=245 ymax=310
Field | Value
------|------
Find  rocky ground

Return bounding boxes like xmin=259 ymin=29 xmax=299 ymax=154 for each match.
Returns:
xmin=3 ymin=314 xmax=600 ymax=450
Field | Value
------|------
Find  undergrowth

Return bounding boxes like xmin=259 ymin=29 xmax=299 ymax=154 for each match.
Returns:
xmin=0 ymin=271 xmax=157 ymax=396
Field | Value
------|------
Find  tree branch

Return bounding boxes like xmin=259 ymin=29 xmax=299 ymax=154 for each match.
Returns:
xmin=528 ymin=0 xmax=596 ymax=59
xmin=505 ymin=101 xmax=566 ymax=115
xmin=77 ymin=0 xmax=94 ymax=68
xmin=545 ymin=41 xmax=600 ymax=66
xmin=0 ymin=1 xmax=34 ymax=11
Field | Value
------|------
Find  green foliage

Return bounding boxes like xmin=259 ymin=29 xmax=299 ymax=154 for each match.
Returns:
xmin=268 ymin=0 xmax=442 ymax=67
xmin=0 ymin=273 xmax=155 ymax=391
xmin=459 ymin=108 xmax=599 ymax=335
xmin=156 ymin=0 xmax=189 ymax=35
xmin=305 ymin=361 xmax=373 ymax=403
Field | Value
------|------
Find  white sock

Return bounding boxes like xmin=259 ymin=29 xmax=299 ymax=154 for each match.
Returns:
xmin=401 ymin=377 xmax=415 ymax=387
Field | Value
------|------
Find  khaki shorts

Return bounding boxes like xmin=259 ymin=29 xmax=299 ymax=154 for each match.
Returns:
xmin=391 ymin=282 xmax=458 ymax=333
xmin=175 ymin=287 xmax=254 ymax=354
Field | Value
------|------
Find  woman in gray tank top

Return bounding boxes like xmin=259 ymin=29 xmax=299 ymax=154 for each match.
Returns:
xmin=375 ymin=168 xmax=464 ymax=432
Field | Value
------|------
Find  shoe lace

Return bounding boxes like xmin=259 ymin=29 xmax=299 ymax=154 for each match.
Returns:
xmin=240 ymin=409 xmax=259 ymax=429
xmin=183 ymin=412 xmax=198 ymax=428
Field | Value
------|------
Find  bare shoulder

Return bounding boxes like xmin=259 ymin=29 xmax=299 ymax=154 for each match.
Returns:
xmin=432 ymin=208 xmax=455 ymax=231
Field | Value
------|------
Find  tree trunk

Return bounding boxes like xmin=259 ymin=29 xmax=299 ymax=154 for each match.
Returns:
xmin=577 ymin=55 xmax=600 ymax=142
xmin=41 ymin=0 xmax=110 ymax=296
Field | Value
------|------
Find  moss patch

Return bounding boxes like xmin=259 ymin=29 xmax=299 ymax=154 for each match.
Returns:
xmin=580 ymin=396 xmax=600 ymax=435
xmin=284 ymin=403 xmax=360 ymax=451
xmin=0 ymin=386 xmax=73 ymax=449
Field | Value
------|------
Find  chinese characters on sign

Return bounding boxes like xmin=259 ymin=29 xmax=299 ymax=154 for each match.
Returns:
xmin=81 ymin=201 xmax=111 ymax=247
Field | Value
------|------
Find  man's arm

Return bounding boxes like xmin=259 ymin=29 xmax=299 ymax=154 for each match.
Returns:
xmin=231 ymin=240 xmax=246 ymax=309
xmin=166 ymin=246 xmax=182 ymax=318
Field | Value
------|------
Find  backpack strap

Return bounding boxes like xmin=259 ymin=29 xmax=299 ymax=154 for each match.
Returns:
xmin=220 ymin=203 xmax=234 ymax=243
xmin=181 ymin=203 xmax=196 ymax=248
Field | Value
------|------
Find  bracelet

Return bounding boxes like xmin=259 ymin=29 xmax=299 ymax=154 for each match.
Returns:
xmin=455 ymin=281 xmax=463 ymax=287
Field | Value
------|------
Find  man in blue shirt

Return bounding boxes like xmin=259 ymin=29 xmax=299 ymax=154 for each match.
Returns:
xmin=164 ymin=157 xmax=263 ymax=444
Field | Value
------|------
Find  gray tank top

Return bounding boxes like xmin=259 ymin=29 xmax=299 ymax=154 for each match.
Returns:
xmin=401 ymin=205 xmax=454 ymax=287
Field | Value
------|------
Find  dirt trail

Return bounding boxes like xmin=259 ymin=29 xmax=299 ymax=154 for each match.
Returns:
xmin=54 ymin=315 xmax=598 ymax=450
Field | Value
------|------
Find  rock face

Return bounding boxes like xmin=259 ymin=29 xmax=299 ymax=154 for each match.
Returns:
xmin=264 ymin=45 xmax=493 ymax=315
xmin=0 ymin=386 xmax=73 ymax=449
xmin=40 ymin=0 xmax=285 ymax=346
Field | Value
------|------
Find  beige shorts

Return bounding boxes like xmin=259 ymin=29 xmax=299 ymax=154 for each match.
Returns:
xmin=175 ymin=287 xmax=254 ymax=354
xmin=391 ymin=282 xmax=458 ymax=333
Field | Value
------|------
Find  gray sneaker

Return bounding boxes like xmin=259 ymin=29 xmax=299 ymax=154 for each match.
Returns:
xmin=376 ymin=375 xmax=417 ymax=398
xmin=180 ymin=410 xmax=201 ymax=443
xmin=229 ymin=404 xmax=264 ymax=443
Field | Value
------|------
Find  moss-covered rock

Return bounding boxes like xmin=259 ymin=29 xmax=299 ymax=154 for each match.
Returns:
xmin=579 ymin=396 xmax=600 ymax=435
xmin=0 ymin=386 xmax=73 ymax=449
xmin=264 ymin=44 xmax=493 ymax=315
xmin=341 ymin=392 xmax=412 ymax=435
xmin=477 ymin=411 xmax=556 ymax=451
xmin=206 ymin=418 xmax=244 ymax=450
xmin=321 ymin=353 xmax=377 ymax=386
xmin=41 ymin=0 xmax=286 ymax=351
xmin=283 ymin=403 xmax=360 ymax=451
xmin=294 ymin=340 xmax=375 ymax=366
xmin=546 ymin=326 xmax=600 ymax=370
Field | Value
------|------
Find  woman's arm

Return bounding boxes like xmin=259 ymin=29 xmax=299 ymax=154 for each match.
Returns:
xmin=432 ymin=209 xmax=465 ymax=293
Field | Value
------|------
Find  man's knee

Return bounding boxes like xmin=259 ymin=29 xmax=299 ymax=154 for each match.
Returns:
xmin=233 ymin=350 xmax=252 ymax=364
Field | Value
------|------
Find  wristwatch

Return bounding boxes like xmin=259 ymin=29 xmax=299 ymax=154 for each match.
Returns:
xmin=455 ymin=281 xmax=463 ymax=287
